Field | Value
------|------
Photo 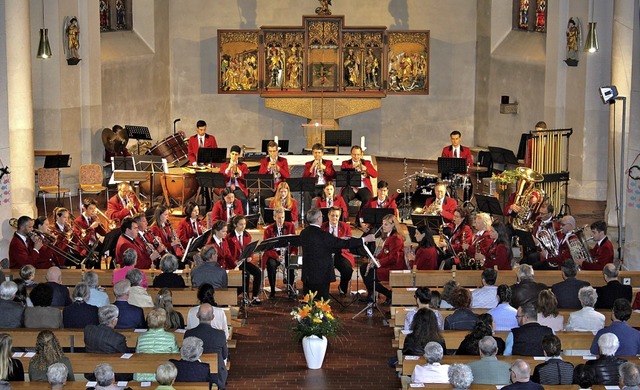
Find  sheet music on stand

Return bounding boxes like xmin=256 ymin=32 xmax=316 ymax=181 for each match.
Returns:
xmin=180 ymin=229 xmax=213 ymax=264
xmin=235 ymin=240 xmax=259 ymax=269
xmin=125 ymin=125 xmax=152 ymax=141
xmin=132 ymin=155 xmax=168 ymax=174
xmin=335 ymin=170 xmax=362 ymax=188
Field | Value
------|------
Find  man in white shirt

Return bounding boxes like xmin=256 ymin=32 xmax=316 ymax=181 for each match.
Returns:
xmin=471 ymin=268 xmax=499 ymax=309
xmin=411 ymin=342 xmax=450 ymax=384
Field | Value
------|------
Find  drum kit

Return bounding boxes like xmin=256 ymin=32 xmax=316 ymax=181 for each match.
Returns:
xmin=103 ymin=130 xmax=258 ymax=214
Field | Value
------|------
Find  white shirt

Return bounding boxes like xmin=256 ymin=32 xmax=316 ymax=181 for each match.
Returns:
xmin=186 ymin=305 xmax=230 ymax=340
xmin=412 ymin=362 xmax=450 ymax=384
xmin=565 ymin=307 xmax=605 ymax=332
xmin=471 ymin=285 xmax=499 ymax=309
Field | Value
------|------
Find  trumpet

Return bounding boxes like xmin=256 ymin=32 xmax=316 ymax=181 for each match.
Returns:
xmin=268 ymin=158 xmax=280 ymax=180
xmin=312 ymin=159 xmax=324 ymax=177
xmin=95 ymin=208 xmax=118 ymax=230
xmin=228 ymin=160 xmax=240 ymax=178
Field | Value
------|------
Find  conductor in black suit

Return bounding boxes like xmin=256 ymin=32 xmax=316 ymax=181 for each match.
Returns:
xmin=300 ymin=208 xmax=375 ymax=300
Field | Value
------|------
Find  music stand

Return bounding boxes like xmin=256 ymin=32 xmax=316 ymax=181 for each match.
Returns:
xmin=352 ymin=244 xmax=385 ymax=321
xmin=319 ymin=207 xmax=330 ymax=222
xmin=362 ymin=208 xmax=395 ymax=226
xmin=244 ymin=214 xmax=260 ymax=229
xmin=133 ymin=155 xmax=168 ymax=207
xmin=324 ymin=130 xmax=352 ymax=155
xmin=475 ymin=194 xmax=504 ymax=216
xmin=245 ymin=174 xmax=274 ymax=225
xmin=256 ymin=234 xmax=301 ymax=301
xmin=410 ymin=214 xmax=442 ymax=232
xmin=197 ymin=148 xmax=227 ymax=166
xmin=287 ymin=177 xmax=316 ymax=225
xmin=195 ymin=172 xmax=226 ymax=189
xmin=335 ymin=169 xmax=362 ymax=189
xmin=235 ymin=240 xmax=260 ymax=315
xmin=44 ymin=154 xmax=72 ymax=207
xmin=263 ymin=208 xmax=292 ymax=225
xmin=125 ymin=125 xmax=152 ymax=155
xmin=488 ymin=146 xmax=519 ymax=166
xmin=517 ymin=134 xmax=532 ymax=161
xmin=112 ymin=156 xmax=135 ymax=171
xmin=437 ymin=157 xmax=467 ymax=178
xmin=180 ymin=228 xmax=212 ymax=265
xmin=99 ymin=229 xmax=122 ymax=269
xmin=261 ymin=140 xmax=289 ymax=153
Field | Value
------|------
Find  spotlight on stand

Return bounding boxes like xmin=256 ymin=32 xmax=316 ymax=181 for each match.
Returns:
xmin=599 ymin=85 xmax=618 ymax=104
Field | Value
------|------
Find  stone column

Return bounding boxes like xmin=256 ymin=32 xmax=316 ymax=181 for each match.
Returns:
xmin=5 ymin=0 xmax=36 ymax=217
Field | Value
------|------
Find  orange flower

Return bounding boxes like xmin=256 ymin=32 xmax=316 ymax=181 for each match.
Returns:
xmin=298 ymin=306 xmax=310 ymax=318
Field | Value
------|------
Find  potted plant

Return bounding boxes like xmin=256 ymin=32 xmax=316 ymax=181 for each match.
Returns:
xmin=290 ymin=291 xmax=340 ymax=369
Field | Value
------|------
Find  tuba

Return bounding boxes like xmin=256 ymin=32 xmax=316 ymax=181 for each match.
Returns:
xmin=511 ymin=167 xmax=545 ymax=232
xmin=568 ymin=225 xmax=594 ymax=263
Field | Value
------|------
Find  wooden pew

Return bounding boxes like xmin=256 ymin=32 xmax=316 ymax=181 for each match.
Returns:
xmin=99 ymin=287 xmax=239 ymax=307
xmin=11 ymin=383 xmax=211 ymax=389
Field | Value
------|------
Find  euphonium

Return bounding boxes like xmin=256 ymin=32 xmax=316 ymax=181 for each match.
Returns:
xmin=568 ymin=225 xmax=594 ymax=263
xmin=536 ymin=222 xmax=561 ymax=259
xmin=511 ymin=167 xmax=545 ymax=232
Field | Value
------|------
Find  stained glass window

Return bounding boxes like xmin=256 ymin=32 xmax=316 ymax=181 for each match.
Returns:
xmin=99 ymin=0 xmax=132 ymax=32
xmin=514 ymin=0 xmax=547 ymax=33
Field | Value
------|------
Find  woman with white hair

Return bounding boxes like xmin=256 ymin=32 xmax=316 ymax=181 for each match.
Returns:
xmin=91 ymin=363 xmax=123 ymax=390
xmin=46 ymin=362 xmax=68 ymax=390
xmin=155 ymin=362 xmax=178 ymax=390
xmin=585 ymin=333 xmax=628 ymax=385
xmin=63 ymin=282 xmax=99 ymax=328
xmin=169 ymin=337 xmax=212 ymax=384
xmin=565 ymin=286 xmax=606 ymax=331
xmin=448 ymin=364 xmax=474 ymax=390
xmin=411 ymin=341 xmax=450 ymax=384
xmin=153 ymin=254 xmax=186 ymax=288
xmin=83 ymin=271 xmax=109 ymax=308
xmin=125 ymin=268 xmax=153 ymax=308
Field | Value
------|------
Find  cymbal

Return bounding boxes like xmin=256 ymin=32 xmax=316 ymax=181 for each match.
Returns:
xmin=101 ymin=128 xmax=116 ymax=153
xmin=113 ymin=126 xmax=129 ymax=154
xmin=399 ymin=173 xmax=418 ymax=181
xmin=241 ymin=145 xmax=256 ymax=150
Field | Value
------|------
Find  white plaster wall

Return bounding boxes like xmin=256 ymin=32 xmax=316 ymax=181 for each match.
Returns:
xmin=133 ymin=0 xmax=154 ymax=51
xmin=0 ymin=0 xmax=11 ymax=261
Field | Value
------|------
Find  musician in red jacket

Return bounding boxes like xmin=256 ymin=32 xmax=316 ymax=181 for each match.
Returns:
xmin=464 ymin=213 xmax=494 ymax=259
xmin=441 ymin=130 xmax=473 ymax=167
xmin=177 ymin=202 xmax=205 ymax=249
xmin=8 ymin=216 xmax=51 ymax=269
xmin=303 ymin=142 xmax=336 ymax=196
xmin=219 ymin=144 xmax=250 ymax=202
xmin=423 ymin=182 xmax=458 ymax=224
xmin=447 ymin=208 xmax=474 ymax=255
xmin=115 ymin=217 xmax=152 ymax=269
xmin=478 ymin=222 xmax=513 ymax=270
xmin=262 ymin=207 xmax=298 ymax=299
xmin=150 ymin=205 xmax=184 ymax=258
xmin=576 ymin=221 xmax=614 ymax=271
xmin=187 ymin=120 xmax=218 ymax=166
xmin=74 ymin=199 xmax=108 ymax=262
xmin=269 ymin=182 xmax=299 ymax=228
xmin=258 ymin=140 xmax=290 ymax=197
xmin=340 ymin=145 xmax=378 ymax=211
xmin=315 ymin=181 xmax=348 ymax=222
xmin=359 ymin=180 xmax=398 ymax=232
xmin=106 ymin=182 xmax=141 ymax=226
xmin=321 ymin=207 xmax=355 ymax=296
xmin=226 ymin=215 xmax=262 ymax=304
xmin=537 ymin=215 xmax=577 ymax=270
xmin=360 ymin=214 xmax=405 ymax=304
xmin=406 ymin=224 xmax=439 ymax=270
xmin=206 ymin=220 xmax=234 ymax=270
xmin=209 ymin=187 xmax=245 ymax=225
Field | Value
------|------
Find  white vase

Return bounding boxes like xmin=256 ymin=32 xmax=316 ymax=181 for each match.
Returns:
xmin=302 ymin=335 xmax=328 ymax=369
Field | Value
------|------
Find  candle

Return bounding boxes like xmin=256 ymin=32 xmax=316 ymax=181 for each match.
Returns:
xmin=361 ymin=136 xmax=366 ymax=151
xmin=274 ymin=136 xmax=278 ymax=144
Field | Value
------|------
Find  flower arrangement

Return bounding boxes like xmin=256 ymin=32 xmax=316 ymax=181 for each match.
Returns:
xmin=290 ymin=291 xmax=340 ymax=342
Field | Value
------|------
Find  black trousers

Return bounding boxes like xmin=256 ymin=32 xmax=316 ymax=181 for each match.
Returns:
xmin=266 ymin=256 xmax=296 ymax=295
xmin=359 ymin=263 xmax=391 ymax=300
xmin=342 ymin=187 xmax=373 ymax=209
xmin=334 ymin=254 xmax=353 ymax=294
xmin=303 ymin=282 xmax=330 ymax=301
xmin=239 ymin=261 xmax=262 ymax=297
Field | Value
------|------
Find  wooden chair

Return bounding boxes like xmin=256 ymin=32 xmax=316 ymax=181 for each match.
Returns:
xmin=37 ymin=167 xmax=73 ymax=216
xmin=78 ymin=163 xmax=108 ymax=209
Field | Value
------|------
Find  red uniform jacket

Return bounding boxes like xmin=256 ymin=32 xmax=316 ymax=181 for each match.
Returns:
xmin=321 ymin=221 xmax=355 ymax=267
xmin=106 ymin=194 xmax=140 ymax=224
xmin=51 ymin=223 xmax=77 ymax=265
xmin=483 ymin=242 xmax=511 ymax=270
xmin=9 ymin=233 xmax=58 ymax=269
xmin=302 ymin=159 xmax=336 ymax=184
xmin=74 ymin=215 xmax=108 ymax=255
xmin=209 ymin=199 xmax=245 ymax=225
xmin=226 ymin=231 xmax=254 ymax=265
xmin=268 ymin=198 xmax=299 ymax=224
xmin=581 ymin=237 xmax=614 ymax=271
xmin=187 ymin=134 xmax=218 ymax=165
xmin=360 ymin=197 xmax=399 ymax=219
xmin=441 ymin=145 xmax=473 ymax=167
xmin=150 ymin=224 xmax=183 ymax=258
xmin=177 ymin=218 xmax=205 ymax=249
xmin=424 ymin=196 xmax=458 ymax=223
xmin=258 ymin=156 xmax=290 ymax=188
xmin=375 ymin=233 xmax=406 ymax=281
xmin=260 ymin=221 xmax=298 ymax=270
xmin=448 ymin=223 xmax=474 ymax=254
xmin=340 ymin=158 xmax=378 ymax=193
xmin=315 ymin=196 xmax=349 ymax=222
xmin=115 ymin=234 xmax=152 ymax=269
xmin=411 ymin=246 xmax=438 ymax=270
xmin=467 ymin=231 xmax=493 ymax=258
xmin=542 ymin=235 xmax=574 ymax=267
xmin=219 ymin=161 xmax=250 ymax=196
xmin=205 ymin=237 xmax=235 ymax=270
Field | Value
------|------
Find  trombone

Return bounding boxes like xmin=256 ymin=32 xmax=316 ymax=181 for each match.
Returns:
xmin=128 ymin=191 xmax=149 ymax=213
xmin=95 ymin=208 xmax=118 ymax=230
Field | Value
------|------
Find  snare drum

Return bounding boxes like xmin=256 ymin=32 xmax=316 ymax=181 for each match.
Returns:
xmin=415 ymin=172 xmax=438 ymax=190
xmin=148 ymin=134 xmax=189 ymax=166
xmin=160 ymin=168 xmax=198 ymax=207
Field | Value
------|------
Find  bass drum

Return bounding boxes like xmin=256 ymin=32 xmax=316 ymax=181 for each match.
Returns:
xmin=147 ymin=134 xmax=189 ymax=166
xmin=411 ymin=187 xmax=434 ymax=210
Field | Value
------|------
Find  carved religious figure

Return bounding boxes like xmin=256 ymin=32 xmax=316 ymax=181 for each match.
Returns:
xmin=315 ymin=0 xmax=332 ymax=16
xmin=64 ymin=16 xmax=81 ymax=64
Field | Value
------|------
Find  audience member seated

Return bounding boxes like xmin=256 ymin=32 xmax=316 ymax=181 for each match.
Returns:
xmin=535 ymin=289 xmax=564 ymax=332
xmin=405 ymin=224 xmax=439 ymax=271
xmin=502 ymin=359 xmax=543 ymax=390
xmin=155 ymin=362 xmax=178 ymax=390
xmin=510 ymin=264 xmax=547 ymax=309
xmin=28 ymin=330 xmax=74 ymax=382
xmin=573 ymin=364 xmax=596 ymax=390
xmin=618 ymin=362 xmax=640 ymax=390
xmin=586 ymin=333 xmax=627 ymax=385
xmin=466 ymin=336 xmax=510 ymax=385
xmin=113 ymin=279 xmax=146 ymax=329
xmin=504 ymin=303 xmax=553 ymax=356
xmin=45 ymin=266 xmax=72 ymax=307
xmin=184 ymin=303 xmax=228 ymax=389
xmin=84 ymin=305 xmax=132 ymax=381
xmin=62 ymin=282 xmax=99 ymax=328
xmin=439 ymin=280 xmax=459 ymax=309
xmin=46 ymin=362 xmax=68 ymax=390
xmin=595 ymin=264 xmax=632 ymax=309
xmin=126 ymin=268 xmax=153 ymax=308
xmin=0 ymin=333 xmax=24 ymax=381
xmin=12 ymin=279 xmax=32 ymax=307
xmin=456 ymin=313 xmax=505 ymax=355
xmin=531 ymin=334 xmax=574 ymax=385
xmin=403 ymin=308 xmax=446 ymax=357
xmin=448 ymin=364 xmax=474 ymax=390
xmin=444 ymin=287 xmax=478 ymax=331
xmin=89 ymin=363 xmax=129 ymax=390
xmin=25 ymin=283 xmax=63 ymax=328
xmin=471 ymin=268 xmax=498 ymax=309
xmin=551 ymin=259 xmax=590 ymax=309
xmin=19 ymin=265 xmax=37 ymax=287
xmin=191 ymin=245 xmax=228 ymax=289
xmin=0 ymin=281 xmax=24 ymax=328
xmin=155 ymin=288 xmax=185 ymax=330
xmin=591 ymin=298 xmax=640 ymax=356
xmin=565 ymin=286 xmax=605 ymax=332
xmin=169 ymin=336 xmax=213 ymax=385
xmin=186 ymin=284 xmax=229 ymax=340
xmin=152 ymin=254 xmax=186 ymax=288
xmin=403 ymin=287 xmax=443 ymax=332
xmin=112 ymin=248 xmax=148 ymax=288
xmin=84 ymin=271 xmax=110 ymax=308
xmin=488 ymin=284 xmax=518 ymax=331
xmin=134 ymin=308 xmax=179 ymax=382
xmin=411 ymin=342 xmax=450 ymax=384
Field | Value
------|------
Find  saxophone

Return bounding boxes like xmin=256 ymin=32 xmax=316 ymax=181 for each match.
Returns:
xmin=457 ymin=230 xmax=470 ymax=269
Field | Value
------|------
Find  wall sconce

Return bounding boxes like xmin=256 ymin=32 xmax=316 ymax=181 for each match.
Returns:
xmin=36 ymin=0 xmax=52 ymax=59
xmin=500 ymin=96 xmax=518 ymax=114
xmin=584 ymin=0 xmax=599 ymax=53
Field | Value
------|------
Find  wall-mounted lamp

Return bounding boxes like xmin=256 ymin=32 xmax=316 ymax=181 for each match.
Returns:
xmin=584 ymin=0 xmax=599 ymax=53
xmin=500 ymin=95 xmax=518 ymax=114
xmin=36 ymin=0 xmax=52 ymax=59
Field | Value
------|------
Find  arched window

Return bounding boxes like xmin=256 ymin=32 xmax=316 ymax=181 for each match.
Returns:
xmin=99 ymin=0 xmax=132 ymax=32
xmin=513 ymin=0 xmax=547 ymax=32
